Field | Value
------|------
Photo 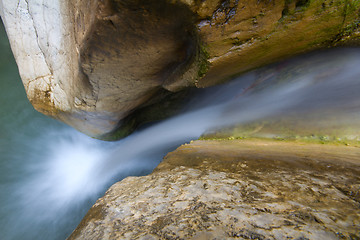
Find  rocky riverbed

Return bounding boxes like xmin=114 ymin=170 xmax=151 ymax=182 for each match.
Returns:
xmin=69 ymin=139 xmax=360 ymax=239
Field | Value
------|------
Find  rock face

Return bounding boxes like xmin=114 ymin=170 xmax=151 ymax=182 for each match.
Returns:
xmin=0 ymin=0 xmax=359 ymax=139
xmin=0 ymin=0 xmax=200 ymax=138
xmin=68 ymin=140 xmax=360 ymax=239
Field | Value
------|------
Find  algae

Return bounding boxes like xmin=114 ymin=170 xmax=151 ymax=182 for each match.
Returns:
xmin=197 ymin=44 xmax=210 ymax=80
xmin=200 ymin=119 xmax=360 ymax=147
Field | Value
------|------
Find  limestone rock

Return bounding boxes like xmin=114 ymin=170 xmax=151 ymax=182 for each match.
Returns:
xmin=68 ymin=140 xmax=360 ymax=239
xmin=1 ymin=0 xmax=359 ymax=139
xmin=0 ymin=0 xmax=199 ymax=138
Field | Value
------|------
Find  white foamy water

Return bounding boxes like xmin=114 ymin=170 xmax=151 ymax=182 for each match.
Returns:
xmin=1 ymin=48 xmax=360 ymax=239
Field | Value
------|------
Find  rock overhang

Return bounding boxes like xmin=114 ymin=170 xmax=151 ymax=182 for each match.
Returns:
xmin=0 ymin=0 xmax=359 ymax=139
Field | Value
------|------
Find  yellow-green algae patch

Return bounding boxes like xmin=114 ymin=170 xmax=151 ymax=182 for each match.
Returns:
xmin=200 ymin=118 xmax=360 ymax=147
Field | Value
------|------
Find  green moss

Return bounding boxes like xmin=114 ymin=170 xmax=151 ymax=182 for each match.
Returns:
xmin=200 ymin=134 xmax=360 ymax=147
xmin=197 ymin=44 xmax=210 ymax=79
xmin=331 ymin=19 xmax=360 ymax=45
xmin=341 ymin=20 xmax=360 ymax=36
xmin=200 ymin=115 xmax=360 ymax=147
xmin=344 ymin=0 xmax=360 ymax=17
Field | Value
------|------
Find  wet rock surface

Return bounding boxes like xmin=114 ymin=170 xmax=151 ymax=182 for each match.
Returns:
xmin=1 ymin=0 xmax=359 ymax=139
xmin=182 ymin=0 xmax=360 ymax=87
xmin=69 ymin=140 xmax=360 ymax=239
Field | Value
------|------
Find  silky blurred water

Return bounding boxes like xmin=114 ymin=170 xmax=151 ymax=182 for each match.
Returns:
xmin=0 ymin=20 xmax=168 ymax=240
xmin=0 ymin=22 xmax=109 ymax=240
xmin=1 ymin=19 xmax=360 ymax=240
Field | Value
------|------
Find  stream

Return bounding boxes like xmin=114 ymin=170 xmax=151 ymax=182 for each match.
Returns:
xmin=1 ymin=21 xmax=360 ymax=239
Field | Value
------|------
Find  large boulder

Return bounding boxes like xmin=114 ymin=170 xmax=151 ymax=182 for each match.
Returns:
xmin=0 ymin=0 xmax=200 ymax=138
xmin=0 ymin=0 xmax=359 ymax=139
xmin=68 ymin=140 xmax=360 ymax=239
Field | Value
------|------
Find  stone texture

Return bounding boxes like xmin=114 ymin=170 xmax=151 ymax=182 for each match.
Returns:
xmin=0 ymin=0 xmax=200 ymax=138
xmin=1 ymin=0 xmax=359 ymax=139
xmin=187 ymin=0 xmax=360 ymax=87
xmin=68 ymin=140 xmax=360 ymax=239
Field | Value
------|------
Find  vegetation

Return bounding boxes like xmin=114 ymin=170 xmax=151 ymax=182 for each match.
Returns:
xmin=197 ymin=44 xmax=210 ymax=80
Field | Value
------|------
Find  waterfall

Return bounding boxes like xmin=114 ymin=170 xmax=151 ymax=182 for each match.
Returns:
xmin=1 ymin=48 xmax=360 ymax=239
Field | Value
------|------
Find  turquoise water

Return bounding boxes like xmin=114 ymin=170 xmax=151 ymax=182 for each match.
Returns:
xmin=0 ymin=22 xmax=167 ymax=240
xmin=0 ymin=21 xmax=145 ymax=240
xmin=0 ymin=21 xmax=91 ymax=240
xmin=0 ymin=19 xmax=173 ymax=239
